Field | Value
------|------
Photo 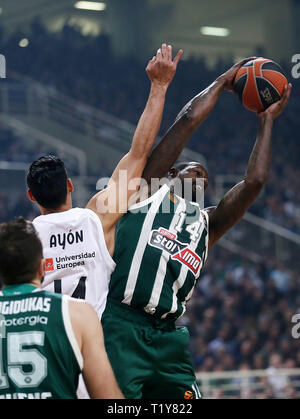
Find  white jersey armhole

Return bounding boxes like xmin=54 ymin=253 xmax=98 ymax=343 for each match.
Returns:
xmin=62 ymin=295 xmax=84 ymax=371
xmin=84 ymin=209 xmax=116 ymax=273
xmin=128 ymin=183 xmax=170 ymax=211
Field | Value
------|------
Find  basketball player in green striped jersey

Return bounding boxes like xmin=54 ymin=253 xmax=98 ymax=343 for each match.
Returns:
xmin=0 ymin=217 xmax=123 ymax=399
xmin=101 ymin=54 xmax=292 ymax=399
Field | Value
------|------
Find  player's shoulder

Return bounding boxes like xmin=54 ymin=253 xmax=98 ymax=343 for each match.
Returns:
xmin=203 ymin=206 xmax=217 ymax=215
xmin=30 ymin=289 xmax=64 ymax=305
xmin=200 ymin=206 xmax=216 ymax=231
xmin=71 ymin=207 xmax=103 ymax=227
xmin=33 ymin=207 xmax=99 ymax=225
xmin=67 ymin=296 xmax=99 ymax=325
xmin=29 ymin=289 xmax=94 ymax=313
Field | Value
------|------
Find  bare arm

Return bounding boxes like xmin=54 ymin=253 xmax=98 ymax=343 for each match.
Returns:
xmin=86 ymin=44 xmax=182 ymax=254
xmin=69 ymin=300 xmax=124 ymax=399
xmin=142 ymin=57 xmax=257 ymax=184
xmin=208 ymin=84 xmax=292 ymax=248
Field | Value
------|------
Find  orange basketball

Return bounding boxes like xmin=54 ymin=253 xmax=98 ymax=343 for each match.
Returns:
xmin=233 ymin=57 xmax=288 ymax=113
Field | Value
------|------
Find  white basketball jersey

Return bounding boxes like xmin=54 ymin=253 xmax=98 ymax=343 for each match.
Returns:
xmin=33 ymin=208 xmax=115 ymax=400
xmin=33 ymin=208 xmax=115 ymax=319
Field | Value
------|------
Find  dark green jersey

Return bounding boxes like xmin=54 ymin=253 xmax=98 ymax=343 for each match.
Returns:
xmin=0 ymin=284 xmax=82 ymax=399
xmin=108 ymin=184 xmax=209 ymax=320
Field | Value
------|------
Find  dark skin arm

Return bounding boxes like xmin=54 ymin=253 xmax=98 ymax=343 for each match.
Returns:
xmin=142 ymin=57 xmax=257 ymax=184
xmin=86 ymin=44 xmax=182 ymax=255
xmin=208 ymin=83 xmax=292 ymax=248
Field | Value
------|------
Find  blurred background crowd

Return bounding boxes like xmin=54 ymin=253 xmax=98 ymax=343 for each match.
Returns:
xmin=186 ymin=246 xmax=300 ymax=398
xmin=0 ymin=14 xmax=299 ymax=399
xmin=1 ymin=21 xmax=299 ymax=232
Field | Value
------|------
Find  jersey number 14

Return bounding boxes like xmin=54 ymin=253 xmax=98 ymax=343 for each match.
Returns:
xmin=54 ymin=277 xmax=87 ymax=300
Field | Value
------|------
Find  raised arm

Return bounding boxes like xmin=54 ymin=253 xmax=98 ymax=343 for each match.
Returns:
xmin=142 ymin=57 xmax=257 ymax=184
xmin=87 ymin=44 xmax=183 ymax=254
xmin=208 ymin=83 xmax=292 ymax=248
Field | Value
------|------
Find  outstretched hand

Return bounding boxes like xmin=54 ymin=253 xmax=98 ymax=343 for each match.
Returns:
xmin=217 ymin=57 xmax=257 ymax=92
xmin=146 ymin=43 xmax=183 ymax=88
xmin=258 ymin=83 xmax=292 ymax=120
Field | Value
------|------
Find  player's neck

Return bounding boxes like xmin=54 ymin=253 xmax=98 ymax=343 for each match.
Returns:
xmin=2 ymin=278 xmax=42 ymax=293
xmin=30 ymin=278 xmax=42 ymax=289
xmin=40 ymin=193 xmax=73 ymax=215
xmin=41 ymin=202 xmax=72 ymax=216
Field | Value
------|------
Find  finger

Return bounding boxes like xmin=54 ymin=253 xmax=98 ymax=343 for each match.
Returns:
xmin=173 ymin=49 xmax=183 ymax=67
xmin=161 ymin=43 xmax=167 ymax=60
xmin=267 ymin=83 xmax=291 ymax=115
xmin=146 ymin=56 xmax=156 ymax=70
xmin=235 ymin=56 xmax=257 ymax=68
xmin=167 ymin=44 xmax=172 ymax=61
xmin=156 ymin=48 xmax=162 ymax=60
xmin=280 ymin=83 xmax=292 ymax=106
xmin=280 ymin=84 xmax=289 ymax=101
xmin=286 ymin=82 xmax=292 ymax=98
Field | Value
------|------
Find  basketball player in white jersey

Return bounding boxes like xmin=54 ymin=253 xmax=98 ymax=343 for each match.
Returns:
xmin=26 ymin=44 xmax=182 ymax=398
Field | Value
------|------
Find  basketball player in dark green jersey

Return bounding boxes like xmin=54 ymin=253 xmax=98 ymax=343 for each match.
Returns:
xmin=0 ymin=217 xmax=123 ymax=399
xmin=102 ymin=54 xmax=292 ymax=399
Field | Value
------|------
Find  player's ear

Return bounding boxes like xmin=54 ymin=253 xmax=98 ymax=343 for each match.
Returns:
xmin=67 ymin=178 xmax=74 ymax=193
xmin=27 ymin=189 xmax=36 ymax=202
xmin=168 ymin=167 xmax=179 ymax=179
xmin=38 ymin=258 xmax=45 ymax=281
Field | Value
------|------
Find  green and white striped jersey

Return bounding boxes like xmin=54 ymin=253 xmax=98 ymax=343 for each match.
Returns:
xmin=0 ymin=284 xmax=82 ymax=399
xmin=108 ymin=184 xmax=209 ymax=320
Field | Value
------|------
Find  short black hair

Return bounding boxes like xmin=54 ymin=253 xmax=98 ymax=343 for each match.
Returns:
xmin=27 ymin=155 xmax=68 ymax=210
xmin=0 ymin=217 xmax=43 ymax=286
